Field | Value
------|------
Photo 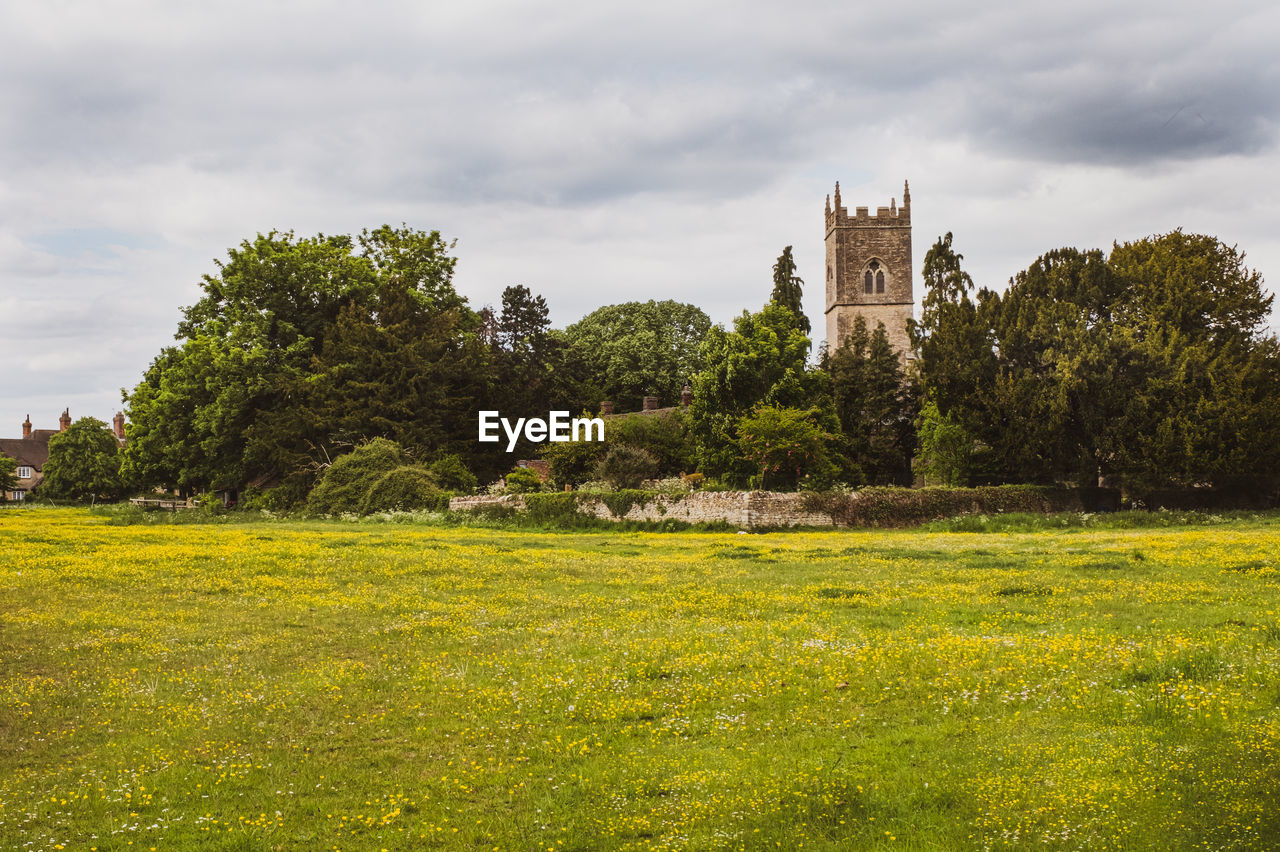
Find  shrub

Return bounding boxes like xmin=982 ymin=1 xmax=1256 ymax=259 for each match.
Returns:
xmin=429 ymin=455 xmax=478 ymax=494
xmin=361 ymin=466 xmax=442 ymax=514
xmin=504 ymin=467 xmax=544 ymax=494
xmin=606 ymin=411 xmax=696 ymax=476
xmin=541 ymin=437 xmax=607 ymax=488
xmin=596 ymin=446 xmax=658 ymax=490
xmin=307 ymin=438 xmax=405 ymax=515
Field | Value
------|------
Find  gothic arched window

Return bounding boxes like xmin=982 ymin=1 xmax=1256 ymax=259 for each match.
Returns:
xmin=863 ymin=260 xmax=889 ymax=296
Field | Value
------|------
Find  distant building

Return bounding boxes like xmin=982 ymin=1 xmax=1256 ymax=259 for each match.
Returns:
xmin=824 ymin=180 xmax=914 ymax=358
xmin=1 ymin=410 xmax=126 ymax=501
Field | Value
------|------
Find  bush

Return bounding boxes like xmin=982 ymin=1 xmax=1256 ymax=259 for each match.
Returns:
xmin=307 ymin=438 xmax=405 ymax=515
xmin=541 ymin=437 xmax=607 ymax=489
xmin=429 ymin=455 xmax=478 ymax=494
xmin=504 ymin=467 xmax=544 ymax=494
xmin=605 ymin=411 xmax=696 ymax=476
xmin=596 ymin=445 xmax=658 ymax=490
xmin=361 ymin=466 xmax=443 ymax=514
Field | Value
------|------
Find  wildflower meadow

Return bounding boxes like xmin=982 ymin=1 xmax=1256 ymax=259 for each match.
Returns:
xmin=2 ymin=507 xmax=1278 ymax=850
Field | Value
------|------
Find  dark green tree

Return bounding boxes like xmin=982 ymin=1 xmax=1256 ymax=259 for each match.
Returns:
xmin=41 ymin=418 xmax=125 ymax=501
xmin=827 ymin=316 xmax=919 ymax=485
xmin=769 ymin=246 xmax=809 ymax=333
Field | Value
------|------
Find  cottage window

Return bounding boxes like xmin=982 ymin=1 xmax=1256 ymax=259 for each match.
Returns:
xmin=17 ymin=466 xmax=32 ymax=480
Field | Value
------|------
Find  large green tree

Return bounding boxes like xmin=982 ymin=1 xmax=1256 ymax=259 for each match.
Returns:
xmin=688 ymin=304 xmax=839 ymax=486
xmin=123 ymin=226 xmax=486 ymax=497
xmin=562 ymin=300 xmax=711 ymax=412
xmin=41 ymin=418 xmax=126 ymax=501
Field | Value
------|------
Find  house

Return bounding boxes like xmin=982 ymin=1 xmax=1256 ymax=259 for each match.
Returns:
xmin=1 ymin=410 xmax=126 ymax=501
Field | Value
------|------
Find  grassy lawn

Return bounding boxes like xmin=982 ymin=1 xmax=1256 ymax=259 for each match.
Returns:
xmin=2 ymin=507 xmax=1279 ymax=850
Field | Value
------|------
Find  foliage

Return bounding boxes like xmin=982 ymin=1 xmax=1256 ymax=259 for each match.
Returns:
xmin=503 ymin=466 xmax=544 ymax=494
xmin=562 ymin=300 xmax=711 ymax=413
xmin=913 ymin=230 xmax=1280 ymax=492
xmin=306 ymin=437 xmax=406 ymax=515
xmin=428 ymin=454 xmax=478 ymax=494
xmin=769 ymin=246 xmax=809 ymax=333
xmin=602 ymin=410 xmax=696 ymax=476
xmin=122 ymin=226 xmax=493 ymax=493
xmin=736 ymin=405 xmax=836 ymax=491
xmin=360 ymin=466 xmax=442 ymax=515
xmin=0 ymin=452 xmax=16 ymax=494
xmin=540 ymin=430 xmax=608 ymax=489
xmin=689 ymin=303 xmax=841 ymax=486
xmin=596 ymin=445 xmax=659 ymax=490
xmin=827 ymin=316 xmax=919 ymax=486
xmin=40 ymin=417 xmax=126 ymax=501
xmin=915 ymin=400 xmax=974 ymax=487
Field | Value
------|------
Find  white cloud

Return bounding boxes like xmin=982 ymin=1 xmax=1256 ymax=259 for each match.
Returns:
xmin=1 ymin=0 xmax=1278 ymax=433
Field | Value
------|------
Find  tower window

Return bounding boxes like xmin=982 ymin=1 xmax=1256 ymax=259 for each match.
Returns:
xmin=862 ymin=260 xmax=889 ymax=296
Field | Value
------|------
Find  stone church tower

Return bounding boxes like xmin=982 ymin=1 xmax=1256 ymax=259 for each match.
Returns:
xmin=824 ymin=180 xmax=913 ymax=357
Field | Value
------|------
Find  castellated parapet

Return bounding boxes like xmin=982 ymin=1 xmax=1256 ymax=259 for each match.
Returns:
xmin=824 ymin=180 xmax=914 ymax=358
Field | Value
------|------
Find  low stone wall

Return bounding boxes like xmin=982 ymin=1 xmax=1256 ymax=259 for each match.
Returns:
xmin=448 ymin=486 xmax=1116 ymax=530
xmin=574 ymin=491 xmax=833 ymax=527
xmin=449 ymin=491 xmax=831 ymax=528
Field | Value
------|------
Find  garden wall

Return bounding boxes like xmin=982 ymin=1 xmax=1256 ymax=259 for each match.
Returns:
xmin=449 ymin=485 xmax=1115 ymax=529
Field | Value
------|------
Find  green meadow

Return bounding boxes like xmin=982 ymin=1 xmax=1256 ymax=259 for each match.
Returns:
xmin=2 ymin=507 xmax=1279 ymax=850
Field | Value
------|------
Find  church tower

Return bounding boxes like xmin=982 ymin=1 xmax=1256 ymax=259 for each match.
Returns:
xmin=824 ymin=180 xmax=913 ymax=357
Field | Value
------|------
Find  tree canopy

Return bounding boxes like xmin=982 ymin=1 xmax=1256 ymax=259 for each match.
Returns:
xmin=42 ymin=418 xmax=125 ymax=502
xmin=563 ymin=300 xmax=711 ymax=412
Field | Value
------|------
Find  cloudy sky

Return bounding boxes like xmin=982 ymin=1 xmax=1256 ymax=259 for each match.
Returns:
xmin=2 ymin=0 xmax=1277 ymax=434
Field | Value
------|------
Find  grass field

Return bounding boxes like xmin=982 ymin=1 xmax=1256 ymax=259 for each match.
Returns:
xmin=2 ymin=507 xmax=1279 ymax=850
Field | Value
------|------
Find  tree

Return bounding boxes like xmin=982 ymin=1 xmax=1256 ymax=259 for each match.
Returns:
xmin=562 ymin=301 xmax=711 ymax=412
xmin=41 ymin=418 xmax=125 ymax=501
xmin=827 ymin=316 xmax=919 ymax=485
xmin=910 ymin=233 xmax=996 ymax=437
xmin=736 ymin=404 xmax=836 ymax=491
xmin=769 ymin=246 xmax=809 ymax=333
xmin=0 ymin=452 xmax=17 ymax=495
xmin=913 ymin=229 xmax=1280 ymax=492
xmin=122 ymin=226 xmax=487 ymax=498
xmin=688 ymin=304 xmax=840 ymax=486
xmin=915 ymin=400 xmax=974 ymax=486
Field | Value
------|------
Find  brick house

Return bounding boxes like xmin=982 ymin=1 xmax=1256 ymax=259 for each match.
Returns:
xmin=1 ymin=410 xmax=126 ymax=501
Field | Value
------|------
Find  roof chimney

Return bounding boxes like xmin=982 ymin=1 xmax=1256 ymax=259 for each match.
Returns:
xmin=113 ymin=411 xmax=126 ymax=441
xmin=681 ymin=385 xmax=692 ymax=407
xmin=600 ymin=400 xmax=614 ymax=417
xmin=22 ymin=415 xmax=31 ymax=440
xmin=59 ymin=408 xmax=71 ymax=431
xmin=642 ymin=396 xmax=659 ymax=411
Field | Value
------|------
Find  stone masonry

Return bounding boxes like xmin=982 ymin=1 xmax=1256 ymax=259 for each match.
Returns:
xmin=824 ymin=180 xmax=913 ymax=358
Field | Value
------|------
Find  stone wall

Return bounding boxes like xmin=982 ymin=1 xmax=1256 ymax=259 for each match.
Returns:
xmin=449 ymin=491 xmax=833 ymax=528
xmin=449 ymin=486 xmax=1112 ymax=529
